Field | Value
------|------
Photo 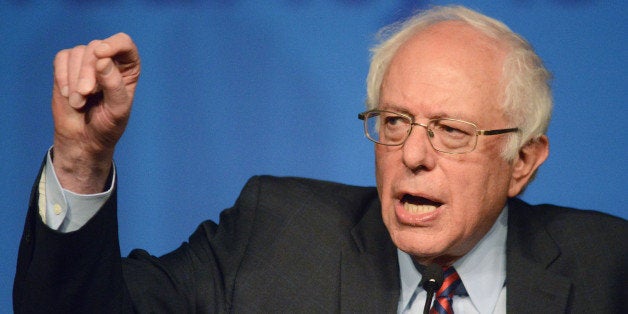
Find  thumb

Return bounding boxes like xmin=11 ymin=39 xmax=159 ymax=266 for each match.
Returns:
xmin=95 ymin=57 xmax=132 ymax=114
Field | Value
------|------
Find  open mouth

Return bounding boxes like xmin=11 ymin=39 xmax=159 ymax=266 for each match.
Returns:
xmin=401 ymin=194 xmax=443 ymax=214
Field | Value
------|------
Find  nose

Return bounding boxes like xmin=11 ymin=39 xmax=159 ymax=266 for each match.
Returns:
xmin=402 ymin=124 xmax=436 ymax=172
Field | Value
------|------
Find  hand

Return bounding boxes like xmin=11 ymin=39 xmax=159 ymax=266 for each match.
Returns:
xmin=51 ymin=33 xmax=140 ymax=194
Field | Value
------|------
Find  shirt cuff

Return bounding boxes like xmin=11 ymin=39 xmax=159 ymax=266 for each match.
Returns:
xmin=41 ymin=147 xmax=115 ymax=232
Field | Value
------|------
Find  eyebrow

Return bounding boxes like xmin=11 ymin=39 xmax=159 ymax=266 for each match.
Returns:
xmin=377 ymin=103 xmax=461 ymax=121
xmin=377 ymin=103 xmax=407 ymax=113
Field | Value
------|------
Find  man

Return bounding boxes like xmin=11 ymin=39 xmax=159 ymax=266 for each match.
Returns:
xmin=14 ymin=5 xmax=626 ymax=313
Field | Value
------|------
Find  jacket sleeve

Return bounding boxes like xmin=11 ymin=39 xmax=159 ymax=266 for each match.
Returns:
xmin=12 ymin=162 xmax=262 ymax=313
xmin=13 ymin=162 xmax=134 ymax=313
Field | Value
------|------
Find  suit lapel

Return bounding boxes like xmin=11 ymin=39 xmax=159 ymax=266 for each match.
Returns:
xmin=340 ymin=200 xmax=399 ymax=313
xmin=336 ymin=196 xmax=576 ymax=313
xmin=506 ymin=199 xmax=572 ymax=313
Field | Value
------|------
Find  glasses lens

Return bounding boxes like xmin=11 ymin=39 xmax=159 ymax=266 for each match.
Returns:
xmin=365 ymin=111 xmax=410 ymax=145
xmin=429 ymin=119 xmax=477 ymax=153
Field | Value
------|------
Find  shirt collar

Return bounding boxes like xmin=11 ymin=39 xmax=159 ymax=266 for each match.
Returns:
xmin=398 ymin=248 xmax=421 ymax=311
xmin=453 ymin=206 xmax=508 ymax=313
xmin=398 ymin=206 xmax=508 ymax=313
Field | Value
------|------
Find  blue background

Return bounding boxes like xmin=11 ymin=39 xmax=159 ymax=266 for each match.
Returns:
xmin=1 ymin=1 xmax=626 ymax=311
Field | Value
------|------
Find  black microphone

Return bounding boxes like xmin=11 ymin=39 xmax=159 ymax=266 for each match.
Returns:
xmin=422 ymin=264 xmax=444 ymax=314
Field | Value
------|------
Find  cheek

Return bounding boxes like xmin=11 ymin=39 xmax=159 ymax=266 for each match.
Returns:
xmin=374 ymin=146 xmax=396 ymax=191
xmin=443 ymin=153 xmax=511 ymax=207
xmin=374 ymin=147 xmax=399 ymax=222
xmin=449 ymin=160 xmax=512 ymax=223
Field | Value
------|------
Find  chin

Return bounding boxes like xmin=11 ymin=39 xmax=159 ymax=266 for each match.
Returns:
xmin=389 ymin=226 xmax=448 ymax=260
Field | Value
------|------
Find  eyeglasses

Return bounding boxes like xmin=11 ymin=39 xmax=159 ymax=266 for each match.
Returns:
xmin=358 ymin=109 xmax=519 ymax=154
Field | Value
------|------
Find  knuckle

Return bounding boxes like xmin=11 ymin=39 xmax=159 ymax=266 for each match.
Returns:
xmin=53 ymin=49 xmax=69 ymax=64
xmin=88 ymin=39 xmax=101 ymax=48
xmin=69 ymin=45 xmax=86 ymax=57
xmin=116 ymin=32 xmax=130 ymax=40
xmin=113 ymin=32 xmax=134 ymax=48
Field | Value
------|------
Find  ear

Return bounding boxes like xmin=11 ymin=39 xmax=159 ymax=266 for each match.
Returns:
xmin=508 ymin=135 xmax=549 ymax=197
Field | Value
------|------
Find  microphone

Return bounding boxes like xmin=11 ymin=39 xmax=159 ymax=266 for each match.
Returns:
xmin=422 ymin=264 xmax=444 ymax=314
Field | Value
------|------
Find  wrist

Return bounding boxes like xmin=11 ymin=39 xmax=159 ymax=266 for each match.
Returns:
xmin=51 ymin=143 xmax=114 ymax=194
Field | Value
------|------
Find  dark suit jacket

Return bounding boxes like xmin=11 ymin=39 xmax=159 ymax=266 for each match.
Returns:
xmin=14 ymin=174 xmax=627 ymax=313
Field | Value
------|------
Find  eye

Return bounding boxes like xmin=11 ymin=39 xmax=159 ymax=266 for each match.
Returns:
xmin=432 ymin=120 xmax=473 ymax=139
xmin=384 ymin=115 xmax=406 ymax=126
xmin=440 ymin=124 xmax=466 ymax=135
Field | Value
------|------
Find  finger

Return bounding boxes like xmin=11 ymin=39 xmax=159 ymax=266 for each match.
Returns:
xmin=66 ymin=45 xmax=89 ymax=109
xmin=76 ymin=40 xmax=101 ymax=95
xmin=53 ymin=49 xmax=70 ymax=98
xmin=94 ymin=33 xmax=139 ymax=69
xmin=95 ymin=57 xmax=129 ymax=114
xmin=52 ymin=49 xmax=81 ymax=121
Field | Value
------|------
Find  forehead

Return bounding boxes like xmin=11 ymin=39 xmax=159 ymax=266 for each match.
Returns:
xmin=380 ymin=21 xmax=509 ymax=123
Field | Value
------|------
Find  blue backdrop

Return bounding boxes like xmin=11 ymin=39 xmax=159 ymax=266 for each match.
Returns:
xmin=1 ymin=1 xmax=626 ymax=311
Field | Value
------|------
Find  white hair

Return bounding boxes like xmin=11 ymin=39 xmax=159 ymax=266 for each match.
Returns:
xmin=366 ymin=5 xmax=552 ymax=160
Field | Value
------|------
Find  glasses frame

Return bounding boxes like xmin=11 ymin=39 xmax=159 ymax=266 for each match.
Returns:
xmin=358 ymin=109 xmax=520 ymax=154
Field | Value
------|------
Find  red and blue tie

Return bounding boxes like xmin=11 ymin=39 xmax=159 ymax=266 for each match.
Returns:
xmin=430 ymin=267 xmax=462 ymax=314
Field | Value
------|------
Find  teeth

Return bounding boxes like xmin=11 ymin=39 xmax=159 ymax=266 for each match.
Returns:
xmin=403 ymin=202 xmax=437 ymax=213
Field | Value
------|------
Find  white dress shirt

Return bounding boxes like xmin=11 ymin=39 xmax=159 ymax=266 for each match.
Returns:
xmin=397 ymin=208 xmax=508 ymax=313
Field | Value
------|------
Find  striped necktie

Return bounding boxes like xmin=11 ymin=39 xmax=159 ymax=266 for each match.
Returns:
xmin=430 ymin=266 xmax=462 ymax=314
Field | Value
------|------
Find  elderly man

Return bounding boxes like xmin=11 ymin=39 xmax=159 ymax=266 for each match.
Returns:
xmin=14 ymin=5 xmax=626 ymax=313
